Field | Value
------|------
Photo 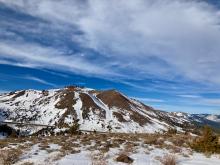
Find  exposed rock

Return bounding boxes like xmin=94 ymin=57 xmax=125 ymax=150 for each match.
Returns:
xmin=116 ymin=154 xmax=134 ymax=164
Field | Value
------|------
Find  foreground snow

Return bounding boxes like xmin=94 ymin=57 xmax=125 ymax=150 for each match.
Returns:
xmin=14 ymin=144 xmax=220 ymax=165
xmin=178 ymin=154 xmax=220 ymax=165
xmin=0 ymin=133 xmax=216 ymax=165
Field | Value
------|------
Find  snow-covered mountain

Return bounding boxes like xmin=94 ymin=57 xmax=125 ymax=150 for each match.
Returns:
xmin=0 ymin=86 xmax=218 ymax=135
xmin=187 ymin=114 xmax=220 ymax=133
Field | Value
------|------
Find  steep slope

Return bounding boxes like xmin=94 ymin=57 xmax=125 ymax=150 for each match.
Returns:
xmin=0 ymin=86 xmax=194 ymax=135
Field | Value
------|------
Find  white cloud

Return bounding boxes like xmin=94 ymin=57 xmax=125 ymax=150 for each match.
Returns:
xmin=77 ymin=0 xmax=220 ymax=84
xmin=1 ymin=0 xmax=220 ymax=86
xmin=178 ymin=94 xmax=201 ymax=98
xmin=177 ymin=94 xmax=220 ymax=107
xmin=203 ymin=98 xmax=220 ymax=105
xmin=191 ymin=97 xmax=220 ymax=107
xmin=24 ymin=76 xmax=56 ymax=87
xmin=0 ymin=40 xmax=114 ymax=77
xmin=132 ymin=97 xmax=164 ymax=103
xmin=153 ymin=104 xmax=220 ymax=114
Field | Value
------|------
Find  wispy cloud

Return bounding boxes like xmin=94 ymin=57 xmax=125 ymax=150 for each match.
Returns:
xmin=132 ymin=97 xmax=164 ymax=103
xmin=153 ymin=104 xmax=220 ymax=114
xmin=24 ymin=76 xmax=56 ymax=87
xmin=42 ymin=70 xmax=70 ymax=78
xmin=178 ymin=94 xmax=201 ymax=98
xmin=203 ymin=98 xmax=220 ymax=106
xmin=1 ymin=0 xmax=220 ymax=85
xmin=0 ymin=40 xmax=115 ymax=77
xmin=177 ymin=94 xmax=220 ymax=107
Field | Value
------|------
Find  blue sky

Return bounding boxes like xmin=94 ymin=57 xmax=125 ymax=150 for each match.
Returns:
xmin=1 ymin=0 xmax=220 ymax=114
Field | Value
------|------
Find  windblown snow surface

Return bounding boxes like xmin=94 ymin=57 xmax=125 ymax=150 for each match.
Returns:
xmin=13 ymin=140 xmax=220 ymax=165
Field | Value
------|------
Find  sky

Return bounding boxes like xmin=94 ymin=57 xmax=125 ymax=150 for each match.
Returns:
xmin=1 ymin=0 xmax=220 ymax=114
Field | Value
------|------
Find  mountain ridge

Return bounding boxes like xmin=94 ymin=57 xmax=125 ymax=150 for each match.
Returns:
xmin=0 ymin=86 xmax=219 ymax=135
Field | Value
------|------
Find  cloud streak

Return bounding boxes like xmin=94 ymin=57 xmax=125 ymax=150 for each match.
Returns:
xmin=132 ymin=97 xmax=165 ymax=103
xmin=24 ymin=76 xmax=56 ymax=87
xmin=0 ymin=40 xmax=114 ymax=77
xmin=1 ymin=0 xmax=220 ymax=84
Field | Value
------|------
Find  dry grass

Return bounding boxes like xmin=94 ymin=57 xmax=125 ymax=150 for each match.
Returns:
xmin=0 ymin=148 xmax=23 ymax=165
xmin=0 ymin=140 xmax=9 ymax=148
xmin=90 ymin=151 xmax=108 ymax=165
xmin=123 ymin=141 xmax=138 ymax=154
xmin=20 ymin=162 xmax=34 ymax=165
xmin=39 ymin=143 xmax=50 ymax=150
xmin=0 ymin=132 xmax=196 ymax=165
xmin=181 ymin=153 xmax=190 ymax=157
xmin=204 ymin=152 xmax=212 ymax=158
xmin=159 ymin=154 xmax=177 ymax=165
xmin=0 ymin=136 xmax=36 ymax=165
xmin=50 ymin=152 xmax=66 ymax=162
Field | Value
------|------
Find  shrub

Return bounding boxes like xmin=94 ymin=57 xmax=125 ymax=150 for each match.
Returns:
xmin=116 ymin=154 xmax=134 ymax=164
xmin=167 ymin=128 xmax=177 ymax=135
xmin=90 ymin=151 xmax=107 ymax=165
xmin=69 ymin=120 xmax=80 ymax=134
xmin=0 ymin=149 xmax=22 ymax=164
xmin=191 ymin=125 xmax=220 ymax=153
xmin=160 ymin=154 xmax=176 ymax=165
